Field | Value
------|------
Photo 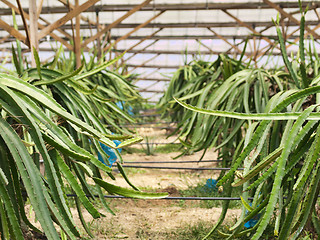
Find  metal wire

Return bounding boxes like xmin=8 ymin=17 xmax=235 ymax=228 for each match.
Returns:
xmin=124 ymin=160 xmax=223 ymax=164
xmin=102 ymin=196 xmax=249 ymax=201
xmin=21 ymin=192 xmax=320 ymax=201
xmin=114 ymin=165 xmax=243 ymax=171
xmin=134 ymin=114 xmax=161 ymax=118
xmin=126 ymin=126 xmax=176 ymax=129
xmin=136 ymin=142 xmax=180 ymax=145
xmin=66 ymin=194 xmax=250 ymax=201
xmin=107 ymin=121 xmax=176 ymax=127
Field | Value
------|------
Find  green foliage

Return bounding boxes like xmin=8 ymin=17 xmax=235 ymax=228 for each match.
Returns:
xmin=161 ymin=7 xmax=320 ymax=240
xmin=93 ymin=178 xmax=168 ymax=199
xmin=0 ymin=44 xmax=167 ymax=239
xmin=141 ymin=136 xmax=156 ymax=155
xmin=158 ymin=53 xmax=288 ymax=178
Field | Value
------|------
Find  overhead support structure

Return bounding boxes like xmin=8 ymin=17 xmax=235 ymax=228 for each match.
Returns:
xmin=128 ymin=53 xmax=161 ymax=74
xmin=16 ymin=47 xmax=288 ymax=57
xmin=221 ymin=10 xmax=278 ymax=48
xmin=136 ymin=78 xmax=170 ymax=82
xmin=254 ymin=1 xmax=320 ymax=61
xmin=126 ymin=64 xmax=181 ymax=69
xmin=26 ymin=20 xmax=320 ymax=31
xmin=207 ymin=28 xmax=247 ymax=56
xmin=81 ymin=0 xmax=152 ymax=49
xmin=16 ymin=0 xmax=31 ymax=48
xmin=104 ymin=10 xmax=165 ymax=51
xmin=0 ymin=2 xmax=314 ymax=15
xmin=263 ymin=0 xmax=320 ymax=39
xmin=125 ymin=28 xmax=163 ymax=53
xmin=0 ymin=33 xmax=306 ymax=45
xmin=141 ymin=68 xmax=162 ymax=80
xmin=58 ymin=0 xmax=104 ymax=30
xmin=0 ymin=0 xmax=318 ymax=101
xmin=196 ymin=39 xmax=219 ymax=55
xmin=38 ymin=0 xmax=100 ymax=40
xmin=36 ymin=0 xmax=44 ymax=18
xmin=0 ymin=19 xmax=27 ymax=45
xmin=1 ymin=0 xmax=73 ymax=50
xmin=122 ymin=49 xmax=251 ymax=55
xmin=0 ymin=35 xmax=11 ymax=45
xmin=95 ymin=10 xmax=102 ymax=59
xmin=124 ymin=39 xmax=160 ymax=62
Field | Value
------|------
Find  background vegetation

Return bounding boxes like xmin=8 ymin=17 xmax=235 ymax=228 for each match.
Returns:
xmin=160 ymin=8 xmax=320 ymax=240
xmin=0 ymin=26 xmax=167 ymax=239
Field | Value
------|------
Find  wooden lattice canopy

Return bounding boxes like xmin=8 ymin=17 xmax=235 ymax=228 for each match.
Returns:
xmin=0 ymin=0 xmax=319 ymax=101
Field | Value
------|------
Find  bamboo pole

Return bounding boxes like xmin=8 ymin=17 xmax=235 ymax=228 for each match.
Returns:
xmin=29 ymin=0 xmax=38 ymax=67
xmin=75 ymin=0 xmax=81 ymax=68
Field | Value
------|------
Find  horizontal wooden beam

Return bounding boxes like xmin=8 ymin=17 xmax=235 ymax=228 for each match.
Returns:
xmin=0 ymin=2 xmax=314 ymax=15
xmin=127 ymin=64 xmax=181 ymax=69
xmin=120 ymin=49 xmax=287 ymax=56
xmin=0 ymin=18 xmax=27 ymax=44
xmin=0 ymin=47 xmax=201 ymax=54
xmin=0 ymin=32 xmax=303 ymax=45
xmin=0 ymin=34 xmax=10 ymax=44
xmin=3 ymin=46 xmax=290 ymax=57
xmin=108 ymin=34 xmax=300 ymax=40
xmin=32 ymin=20 xmax=320 ymax=30
xmin=0 ymin=35 xmax=224 ymax=44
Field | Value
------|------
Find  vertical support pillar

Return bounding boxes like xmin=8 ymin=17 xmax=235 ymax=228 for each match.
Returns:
xmin=252 ymin=24 xmax=257 ymax=67
xmin=96 ymin=9 xmax=102 ymax=60
xmin=75 ymin=0 xmax=81 ymax=68
xmin=37 ymin=0 xmax=44 ymax=19
xmin=29 ymin=0 xmax=38 ymax=67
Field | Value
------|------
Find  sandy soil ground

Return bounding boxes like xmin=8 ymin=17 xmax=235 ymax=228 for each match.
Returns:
xmin=76 ymin=204 xmax=240 ymax=240
xmin=80 ymin=125 xmax=241 ymax=239
xmin=113 ymin=150 xmax=221 ymax=190
xmin=70 ymin=147 xmax=241 ymax=239
xmin=26 ymin=127 xmax=242 ymax=239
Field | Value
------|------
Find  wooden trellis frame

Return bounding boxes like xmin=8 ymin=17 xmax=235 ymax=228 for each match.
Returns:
xmin=0 ymin=0 xmax=318 ymax=95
